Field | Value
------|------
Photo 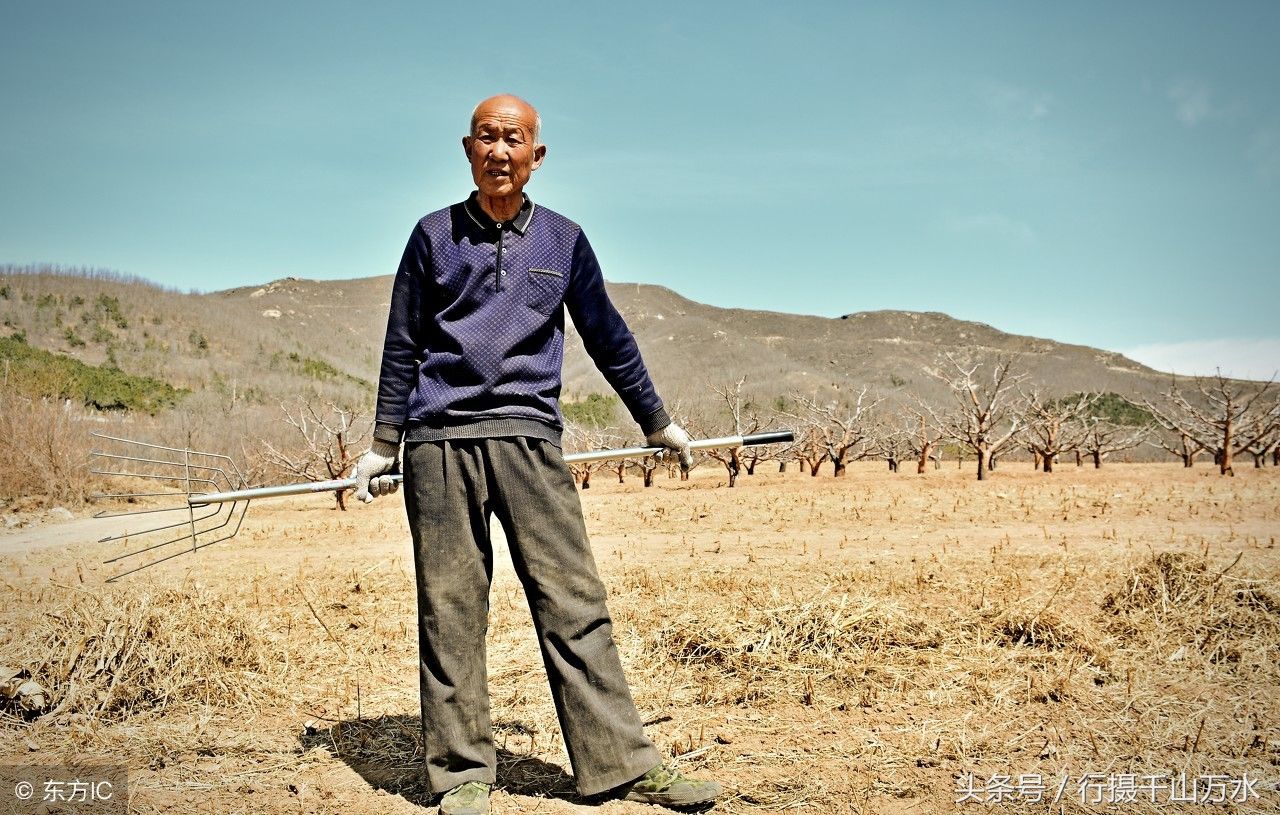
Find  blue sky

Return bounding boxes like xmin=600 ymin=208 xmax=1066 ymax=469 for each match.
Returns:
xmin=2 ymin=2 xmax=1277 ymax=378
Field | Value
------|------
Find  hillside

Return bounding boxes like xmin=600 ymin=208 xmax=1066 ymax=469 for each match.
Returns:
xmin=1 ymin=266 xmax=1180 ymax=419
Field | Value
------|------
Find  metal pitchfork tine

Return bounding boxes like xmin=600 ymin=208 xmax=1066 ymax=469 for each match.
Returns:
xmin=90 ymin=432 xmax=252 ymax=582
xmin=89 ymin=430 xmax=794 ymax=581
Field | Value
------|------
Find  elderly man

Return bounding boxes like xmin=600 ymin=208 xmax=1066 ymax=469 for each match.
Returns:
xmin=353 ymin=95 xmax=722 ymax=815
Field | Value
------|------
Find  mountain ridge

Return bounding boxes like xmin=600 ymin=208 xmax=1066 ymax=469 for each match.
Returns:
xmin=0 ymin=267 xmax=1185 ymax=421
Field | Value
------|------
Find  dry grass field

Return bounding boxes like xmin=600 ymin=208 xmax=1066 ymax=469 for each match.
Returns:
xmin=2 ymin=462 xmax=1278 ymax=814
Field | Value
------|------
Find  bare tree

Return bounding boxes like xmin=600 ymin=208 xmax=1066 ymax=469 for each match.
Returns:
xmin=562 ymin=421 xmax=619 ymax=490
xmin=1143 ymin=373 xmax=1279 ymax=476
xmin=739 ymin=430 xmax=784 ymax=475
xmin=872 ymin=420 xmax=910 ymax=473
xmin=261 ymin=399 xmax=369 ymax=510
xmin=698 ymin=376 xmax=774 ymax=487
xmin=1236 ymin=409 xmax=1280 ymax=468
xmin=899 ymin=407 xmax=947 ymax=474
xmin=1020 ymin=391 xmax=1099 ymax=473
xmin=629 ymin=454 xmax=662 ymax=486
xmin=924 ymin=354 xmax=1025 ymax=481
xmin=792 ymin=425 xmax=829 ymax=477
xmin=785 ymin=387 xmax=879 ymax=477
xmin=1079 ymin=418 xmax=1149 ymax=468
xmin=912 ymin=411 xmax=946 ymax=473
xmin=1148 ymin=430 xmax=1206 ymax=468
xmin=762 ymin=405 xmax=804 ymax=474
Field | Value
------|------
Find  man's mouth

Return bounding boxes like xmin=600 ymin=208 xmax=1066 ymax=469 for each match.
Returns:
xmin=486 ymin=169 xmax=509 ymax=177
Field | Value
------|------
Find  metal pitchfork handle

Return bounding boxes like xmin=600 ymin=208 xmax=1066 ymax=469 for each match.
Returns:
xmin=191 ymin=431 xmax=795 ymax=505
xmin=89 ymin=430 xmax=794 ymax=581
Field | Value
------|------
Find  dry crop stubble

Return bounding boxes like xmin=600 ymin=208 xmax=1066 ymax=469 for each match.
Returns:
xmin=1 ymin=462 xmax=1278 ymax=814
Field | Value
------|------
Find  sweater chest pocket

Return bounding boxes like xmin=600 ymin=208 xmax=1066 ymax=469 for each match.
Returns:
xmin=525 ymin=268 xmax=567 ymax=315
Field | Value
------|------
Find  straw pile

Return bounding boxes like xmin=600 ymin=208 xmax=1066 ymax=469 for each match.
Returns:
xmin=5 ymin=584 xmax=286 ymax=722
xmin=629 ymin=575 xmax=948 ymax=703
xmin=1102 ymin=551 xmax=1280 ymax=667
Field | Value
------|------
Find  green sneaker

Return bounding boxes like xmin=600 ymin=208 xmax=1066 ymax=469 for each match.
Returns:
xmin=624 ymin=764 xmax=723 ymax=807
xmin=438 ymin=781 xmax=490 ymax=815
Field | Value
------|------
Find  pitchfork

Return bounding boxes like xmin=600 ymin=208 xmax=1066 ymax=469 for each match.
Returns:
xmin=89 ymin=430 xmax=794 ymax=581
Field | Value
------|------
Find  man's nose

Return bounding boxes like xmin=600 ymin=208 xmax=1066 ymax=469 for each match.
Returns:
xmin=489 ymin=139 xmax=510 ymax=160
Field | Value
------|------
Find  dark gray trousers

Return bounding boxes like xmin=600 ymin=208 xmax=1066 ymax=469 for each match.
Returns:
xmin=403 ymin=436 xmax=661 ymax=796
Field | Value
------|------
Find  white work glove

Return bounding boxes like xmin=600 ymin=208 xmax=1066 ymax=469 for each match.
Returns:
xmin=352 ymin=440 xmax=400 ymax=504
xmin=646 ymin=421 xmax=694 ymax=471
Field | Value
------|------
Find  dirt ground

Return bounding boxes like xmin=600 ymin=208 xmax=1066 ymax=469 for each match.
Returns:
xmin=2 ymin=461 xmax=1278 ymax=814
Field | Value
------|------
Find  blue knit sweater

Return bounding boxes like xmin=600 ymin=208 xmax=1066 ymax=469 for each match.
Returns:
xmin=373 ymin=193 xmax=669 ymax=446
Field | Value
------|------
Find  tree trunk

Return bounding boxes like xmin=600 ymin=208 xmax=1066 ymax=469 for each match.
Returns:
xmin=1221 ymin=415 xmax=1234 ymax=476
xmin=1092 ymin=451 xmax=1102 ymax=468
xmin=1032 ymin=450 xmax=1042 ymax=470
xmin=581 ymin=470 xmax=591 ymax=489
xmin=917 ymin=441 xmax=930 ymax=475
xmin=779 ymin=460 xmax=788 ymax=473
xmin=1075 ymin=450 xmax=1083 ymax=467
xmin=833 ymin=458 xmax=847 ymax=477
xmin=976 ymin=446 xmax=988 ymax=481
xmin=988 ymin=452 xmax=998 ymax=471
xmin=746 ymin=458 xmax=758 ymax=475
xmin=1043 ymin=453 xmax=1054 ymax=473
xmin=643 ymin=468 xmax=654 ymax=486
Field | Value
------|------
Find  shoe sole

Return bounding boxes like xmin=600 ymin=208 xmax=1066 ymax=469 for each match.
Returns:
xmin=624 ymin=786 xmax=723 ymax=807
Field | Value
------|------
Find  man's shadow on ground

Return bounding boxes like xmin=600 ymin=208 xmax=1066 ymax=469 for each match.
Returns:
xmin=300 ymin=713 xmax=583 ymax=808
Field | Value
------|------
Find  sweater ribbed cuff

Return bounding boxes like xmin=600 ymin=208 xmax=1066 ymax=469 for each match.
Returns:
xmin=370 ymin=438 xmax=400 ymax=459
xmin=638 ymin=405 xmax=671 ymax=437
xmin=374 ymin=422 xmax=403 ymax=445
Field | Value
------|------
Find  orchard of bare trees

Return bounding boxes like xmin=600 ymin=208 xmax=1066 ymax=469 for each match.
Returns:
xmin=556 ymin=360 xmax=1280 ymax=487
xmin=4 ymin=353 xmax=1275 ymax=515
xmin=235 ymin=363 xmax=1280 ymax=498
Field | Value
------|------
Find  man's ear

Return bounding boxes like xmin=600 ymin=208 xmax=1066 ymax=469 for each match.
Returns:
xmin=462 ymin=135 xmax=473 ymax=159
xmin=531 ymin=143 xmax=547 ymax=171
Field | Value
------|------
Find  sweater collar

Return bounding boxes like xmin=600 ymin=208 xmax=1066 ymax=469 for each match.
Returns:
xmin=463 ymin=191 xmax=535 ymax=235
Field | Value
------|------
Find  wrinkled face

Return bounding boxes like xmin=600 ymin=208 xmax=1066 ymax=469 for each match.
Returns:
xmin=462 ymin=97 xmax=545 ymax=201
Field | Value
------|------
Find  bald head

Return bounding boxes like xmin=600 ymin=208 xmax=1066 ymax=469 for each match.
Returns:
xmin=470 ymin=94 xmax=541 ymax=142
xmin=463 ymin=94 xmax=547 ymax=221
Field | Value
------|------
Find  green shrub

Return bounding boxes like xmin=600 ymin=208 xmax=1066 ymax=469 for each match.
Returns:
xmin=0 ymin=335 xmax=187 ymax=414
xmin=562 ymin=392 xmax=619 ymax=428
xmin=284 ymin=351 xmax=371 ymax=389
xmin=1078 ymin=393 xmax=1153 ymax=426
xmin=95 ymin=293 xmax=128 ymax=328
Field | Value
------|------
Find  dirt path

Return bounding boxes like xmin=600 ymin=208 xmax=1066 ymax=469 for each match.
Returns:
xmin=0 ymin=511 xmax=148 ymax=556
